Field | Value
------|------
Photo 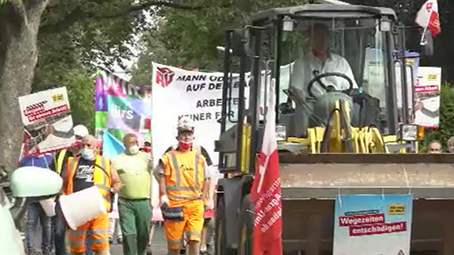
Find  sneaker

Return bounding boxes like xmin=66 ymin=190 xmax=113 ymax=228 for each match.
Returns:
xmin=117 ymin=237 xmax=122 ymax=244
xmin=108 ymin=237 xmax=113 ymax=244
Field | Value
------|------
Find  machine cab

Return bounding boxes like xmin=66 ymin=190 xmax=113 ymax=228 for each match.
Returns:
xmin=217 ymin=4 xmax=418 ymax=171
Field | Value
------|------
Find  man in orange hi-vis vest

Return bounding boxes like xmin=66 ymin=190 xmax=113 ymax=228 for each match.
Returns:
xmin=62 ymin=135 xmax=122 ymax=255
xmin=154 ymin=118 xmax=213 ymax=255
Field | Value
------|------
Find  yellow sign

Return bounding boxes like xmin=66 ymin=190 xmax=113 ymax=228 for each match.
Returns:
xmin=428 ymin=74 xmax=437 ymax=81
xmin=52 ymin=94 xmax=64 ymax=102
xmin=388 ymin=203 xmax=405 ymax=215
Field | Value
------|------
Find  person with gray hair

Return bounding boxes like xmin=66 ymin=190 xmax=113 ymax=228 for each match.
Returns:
xmin=112 ymin=133 xmax=153 ymax=255
xmin=447 ymin=137 xmax=454 ymax=153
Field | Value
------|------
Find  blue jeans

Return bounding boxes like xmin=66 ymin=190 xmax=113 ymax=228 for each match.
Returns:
xmin=26 ymin=202 xmax=52 ymax=253
xmin=53 ymin=201 xmax=93 ymax=255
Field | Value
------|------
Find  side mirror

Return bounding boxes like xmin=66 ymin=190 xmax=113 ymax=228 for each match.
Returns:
xmin=10 ymin=167 xmax=62 ymax=199
xmin=9 ymin=167 xmax=62 ymax=228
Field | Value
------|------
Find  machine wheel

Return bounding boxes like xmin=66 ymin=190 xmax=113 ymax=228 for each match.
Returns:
xmin=238 ymin=195 xmax=254 ymax=255
xmin=215 ymin=196 xmax=236 ymax=255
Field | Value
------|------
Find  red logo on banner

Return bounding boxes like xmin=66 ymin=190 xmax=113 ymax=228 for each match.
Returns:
xmin=155 ymin=67 xmax=175 ymax=88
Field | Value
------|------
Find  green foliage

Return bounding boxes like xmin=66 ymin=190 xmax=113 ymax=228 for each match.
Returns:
xmin=33 ymin=63 xmax=95 ymax=133
xmin=421 ymin=83 xmax=454 ymax=151
xmin=131 ymin=0 xmax=309 ymax=79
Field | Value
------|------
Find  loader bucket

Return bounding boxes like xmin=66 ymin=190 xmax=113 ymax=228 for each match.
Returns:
xmin=278 ymin=153 xmax=454 ymax=255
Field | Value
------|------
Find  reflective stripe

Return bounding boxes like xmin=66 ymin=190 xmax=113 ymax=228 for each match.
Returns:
xmin=68 ymin=157 xmax=78 ymax=177
xmin=168 ymin=194 xmax=202 ymax=200
xmin=70 ymin=230 xmax=87 ymax=236
xmin=186 ymin=231 xmax=201 ymax=238
xmin=169 ymin=152 xmax=180 ymax=187
xmin=194 ymin=152 xmax=199 ymax=185
xmin=69 ymin=239 xmax=85 ymax=246
xmin=168 ymin=239 xmax=182 ymax=248
xmin=166 ymin=186 xmax=200 ymax=192
xmin=56 ymin=150 xmax=67 ymax=175
xmin=91 ymin=229 xmax=109 ymax=235
xmin=168 ymin=152 xmax=201 ymax=189
xmin=92 ymin=237 xmax=109 ymax=244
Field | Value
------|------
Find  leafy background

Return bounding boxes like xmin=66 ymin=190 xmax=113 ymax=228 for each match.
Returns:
xmin=24 ymin=0 xmax=454 ymax=151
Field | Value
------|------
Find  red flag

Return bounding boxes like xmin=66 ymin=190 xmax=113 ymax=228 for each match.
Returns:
xmin=415 ymin=0 xmax=441 ymax=37
xmin=250 ymin=79 xmax=282 ymax=255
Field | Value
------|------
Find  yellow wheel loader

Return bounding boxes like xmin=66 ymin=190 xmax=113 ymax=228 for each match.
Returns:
xmin=213 ymin=2 xmax=454 ymax=255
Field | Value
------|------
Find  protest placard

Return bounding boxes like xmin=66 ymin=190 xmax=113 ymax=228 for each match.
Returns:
xmin=333 ymin=194 xmax=413 ymax=255
xmin=18 ymin=87 xmax=75 ymax=157
xmin=413 ymin=67 xmax=441 ymax=128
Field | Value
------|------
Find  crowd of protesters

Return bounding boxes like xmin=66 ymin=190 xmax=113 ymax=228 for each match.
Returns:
xmin=22 ymin=118 xmax=217 ymax=255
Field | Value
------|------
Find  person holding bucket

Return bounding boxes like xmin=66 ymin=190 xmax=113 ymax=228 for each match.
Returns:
xmin=62 ymin=135 xmax=122 ymax=255
xmin=49 ymin=124 xmax=90 ymax=255
xmin=154 ymin=117 xmax=214 ymax=255
xmin=112 ymin=133 xmax=153 ymax=255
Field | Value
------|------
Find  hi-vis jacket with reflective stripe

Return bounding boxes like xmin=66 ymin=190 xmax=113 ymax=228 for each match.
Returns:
xmin=160 ymin=149 xmax=207 ymax=204
xmin=54 ymin=149 xmax=68 ymax=175
xmin=64 ymin=155 xmax=112 ymax=211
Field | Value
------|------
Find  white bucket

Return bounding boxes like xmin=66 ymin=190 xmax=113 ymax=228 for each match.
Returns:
xmin=59 ymin=186 xmax=107 ymax=230
xmin=39 ymin=199 xmax=56 ymax=217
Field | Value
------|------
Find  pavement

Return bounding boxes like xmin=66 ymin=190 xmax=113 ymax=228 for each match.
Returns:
xmin=31 ymin=223 xmax=169 ymax=255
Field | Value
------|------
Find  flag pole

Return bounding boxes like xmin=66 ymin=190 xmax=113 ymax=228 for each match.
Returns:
xmin=420 ymin=1 xmax=433 ymax=46
xmin=420 ymin=25 xmax=428 ymax=46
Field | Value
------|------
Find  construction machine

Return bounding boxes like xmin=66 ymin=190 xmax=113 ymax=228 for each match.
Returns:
xmin=214 ymin=2 xmax=454 ymax=255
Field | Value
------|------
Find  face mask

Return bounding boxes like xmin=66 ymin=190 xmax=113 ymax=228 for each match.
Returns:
xmin=80 ymin=148 xmax=95 ymax=161
xmin=178 ymin=140 xmax=192 ymax=151
xmin=128 ymin=145 xmax=139 ymax=155
xmin=141 ymin=147 xmax=151 ymax=153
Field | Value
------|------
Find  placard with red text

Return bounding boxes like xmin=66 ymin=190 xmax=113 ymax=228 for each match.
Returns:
xmin=18 ymin=87 xmax=75 ymax=157
xmin=333 ymin=194 xmax=413 ymax=255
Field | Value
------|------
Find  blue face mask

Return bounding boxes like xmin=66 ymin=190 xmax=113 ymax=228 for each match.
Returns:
xmin=80 ymin=148 xmax=95 ymax=161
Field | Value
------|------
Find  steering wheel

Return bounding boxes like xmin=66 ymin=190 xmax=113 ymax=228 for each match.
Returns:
xmin=307 ymin=72 xmax=354 ymax=98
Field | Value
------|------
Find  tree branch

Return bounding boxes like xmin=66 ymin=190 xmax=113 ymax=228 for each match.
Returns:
xmin=40 ymin=0 xmax=232 ymax=34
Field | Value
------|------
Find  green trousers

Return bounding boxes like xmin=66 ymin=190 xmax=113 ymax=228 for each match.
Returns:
xmin=118 ymin=197 xmax=153 ymax=255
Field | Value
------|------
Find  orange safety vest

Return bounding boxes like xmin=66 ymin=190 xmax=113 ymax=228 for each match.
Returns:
xmin=64 ymin=155 xmax=112 ymax=211
xmin=160 ymin=149 xmax=206 ymax=202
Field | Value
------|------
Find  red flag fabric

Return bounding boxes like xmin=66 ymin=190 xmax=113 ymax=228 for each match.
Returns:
xmin=415 ymin=0 xmax=441 ymax=36
xmin=250 ymin=79 xmax=282 ymax=255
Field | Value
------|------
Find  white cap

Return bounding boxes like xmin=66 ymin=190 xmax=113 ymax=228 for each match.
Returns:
xmin=73 ymin=125 xmax=89 ymax=137
xmin=177 ymin=117 xmax=194 ymax=133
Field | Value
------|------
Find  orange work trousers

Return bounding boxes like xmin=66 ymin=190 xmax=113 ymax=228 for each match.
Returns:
xmin=164 ymin=199 xmax=204 ymax=250
xmin=67 ymin=213 xmax=110 ymax=253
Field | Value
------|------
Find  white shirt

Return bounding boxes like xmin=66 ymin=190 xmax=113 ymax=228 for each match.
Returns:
xmin=290 ymin=52 xmax=358 ymax=99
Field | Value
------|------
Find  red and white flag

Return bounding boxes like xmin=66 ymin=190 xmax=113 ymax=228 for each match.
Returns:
xmin=250 ymin=79 xmax=282 ymax=255
xmin=415 ymin=0 xmax=441 ymax=37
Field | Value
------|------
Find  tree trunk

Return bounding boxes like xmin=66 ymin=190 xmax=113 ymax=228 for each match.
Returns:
xmin=0 ymin=0 xmax=50 ymax=171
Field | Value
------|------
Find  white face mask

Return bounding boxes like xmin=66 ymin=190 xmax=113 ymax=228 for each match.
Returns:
xmin=80 ymin=148 xmax=95 ymax=161
xmin=128 ymin=145 xmax=139 ymax=155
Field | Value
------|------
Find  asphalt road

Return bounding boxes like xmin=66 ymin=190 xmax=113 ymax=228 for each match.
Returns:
xmin=32 ymin=223 xmax=169 ymax=255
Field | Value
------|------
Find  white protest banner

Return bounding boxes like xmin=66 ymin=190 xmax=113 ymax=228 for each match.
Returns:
xmin=18 ymin=87 xmax=75 ymax=157
xmin=151 ymin=63 xmax=293 ymax=165
xmin=413 ymin=67 xmax=441 ymax=128
xmin=151 ymin=63 xmax=228 ymax=166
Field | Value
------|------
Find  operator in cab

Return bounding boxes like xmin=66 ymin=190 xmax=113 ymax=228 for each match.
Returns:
xmin=291 ymin=22 xmax=358 ymax=99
